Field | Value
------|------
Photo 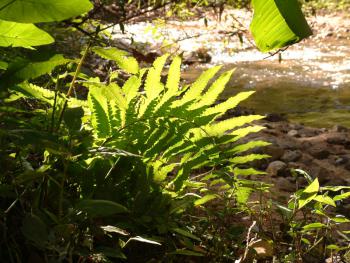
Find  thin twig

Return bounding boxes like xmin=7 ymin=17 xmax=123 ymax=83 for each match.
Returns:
xmin=56 ymin=42 xmax=92 ymax=132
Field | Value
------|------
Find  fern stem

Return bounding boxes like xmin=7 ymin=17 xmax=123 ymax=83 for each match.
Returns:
xmin=56 ymin=42 xmax=91 ymax=132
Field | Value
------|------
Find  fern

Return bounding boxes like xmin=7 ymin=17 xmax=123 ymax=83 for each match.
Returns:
xmin=92 ymin=47 xmax=139 ymax=74
xmin=87 ymin=55 xmax=268 ymax=193
xmin=12 ymin=82 xmax=55 ymax=104
xmin=88 ymin=88 xmax=111 ymax=138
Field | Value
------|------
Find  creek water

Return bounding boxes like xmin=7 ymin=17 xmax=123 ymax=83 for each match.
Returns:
xmin=112 ymin=10 xmax=350 ymax=127
xmin=183 ymin=37 xmax=350 ymax=128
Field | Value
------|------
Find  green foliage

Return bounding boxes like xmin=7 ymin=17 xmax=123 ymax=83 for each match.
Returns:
xmin=88 ymin=53 xmax=265 ymax=192
xmin=250 ymin=0 xmax=312 ymax=52
xmin=92 ymin=47 xmax=139 ymax=74
xmin=0 ymin=47 xmax=268 ymax=261
xmin=0 ymin=0 xmax=93 ymax=23
xmin=0 ymin=20 xmax=54 ymax=48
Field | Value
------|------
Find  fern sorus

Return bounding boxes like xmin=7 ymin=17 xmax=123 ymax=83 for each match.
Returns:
xmin=88 ymin=51 xmax=269 ymax=195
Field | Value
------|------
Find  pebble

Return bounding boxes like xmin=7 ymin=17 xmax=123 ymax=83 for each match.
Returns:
xmin=326 ymin=134 xmax=348 ymax=145
xmin=335 ymin=156 xmax=348 ymax=165
xmin=287 ymin=129 xmax=299 ymax=137
xmin=266 ymin=161 xmax=287 ymax=177
xmin=263 ymin=145 xmax=284 ymax=161
xmin=332 ymin=125 xmax=348 ymax=132
xmin=309 ymin=146 xmax=330 ymax=159
xmin=281 ymin=150 xmax=302 ymax=162
xmin=275 ymin=177 xmax=295 ymax=191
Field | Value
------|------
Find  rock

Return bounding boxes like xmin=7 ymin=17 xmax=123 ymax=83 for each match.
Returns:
xmin=287 ymin=129 xmax=299 ymax=137
xmin=309 ymin=146 xmax=330 ymax=159
xmin=275 ymin=177 xmax=295 ymax=191
xmin=324 ymin=177 xmax=347 ymax=186
xmin=332 ymin=125 xmax=348 ymax=132
xmin=266 ymin=161 xmax=287 ymax=177
xmin=183 ymin=48 xmax=211 ymax=64
xmin=281 ymin=150 xmax=302 ymax=162
xmin=309 ymin=167 xmax=330 ymax=184
xmin=289 ymin=123 xmax=303 ymax=130
xmin=335 ymin=156 xmax=348 ymax=165
xmin=344 ymin=163 xmax=350 ymax=171
xmin=263 ymin=145 xmax=284 ymax=161
xmin=265 ymin=113 xmax=286 ymax=122
xmin=326 ymin=134 xmax=348 ymax=145
xmin=300 ymin=128 xmax=319 ymax=137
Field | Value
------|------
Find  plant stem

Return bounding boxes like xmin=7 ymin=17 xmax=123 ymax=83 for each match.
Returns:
xmin=56 ymin=42 xmax=91 ymax=132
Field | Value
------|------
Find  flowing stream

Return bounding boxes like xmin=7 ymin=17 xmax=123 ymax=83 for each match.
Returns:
xmin=112 ymin=10 xmax=350 ymax=127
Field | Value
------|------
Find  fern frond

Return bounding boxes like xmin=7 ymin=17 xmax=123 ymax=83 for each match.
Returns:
xmin=204 ymin=91 xmax=255 ymax=117
xmin=172 ymin=65 xmax=221 ymax=107
xmin=227 ymin=140 xmax=271 ymax=155
xmin=123 ymin=75 xmax=142 ymax=103
xmin=165 ymin=56 xmax=181 ymax=94
xmin=88 ymin=90 xmax=111 ymax=138
xmin=92 ymin=47 xmax=139 ymax=74
xmin=154 ymin=56 xmax=182 ymax=112
xmin=144 ymin=54 xmax=169 ymax=100
xmin=229 ymin=125 xmax=265 ymax=140
xmin=190 ymin=69 xmax=235 ymax=110
xmin=206 ymin=115 xmax=264 ymax=136
xmin=13 ymin=82 xmax=55 ymax=104
xmin=233 ymin=167 xmax=266 ymax=176
xmin=229 ymin=154 xmax=270 ymax=165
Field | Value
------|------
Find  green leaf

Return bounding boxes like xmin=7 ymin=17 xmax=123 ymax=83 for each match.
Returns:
xmin=333 ymin=191 xmax=350 ymax=201
xmin=95 ymin=246 xmax=127 ymax=259
xmin=126 ymin=236 xmax=162 ymax=246
xmin=194 ymin=194 xmax=219 ymax=206
xmin=170 ymin=249 xmax=204 ymax=256
xmin=313 ymin=195 xmax=336 ymax=207
xmin=235 ymin=186 xmax=254 ymax=204
xmin=0 ymin=20 xmax=54 ymax=48
xmin=21 ymin=214 xmax=48 ymax=248
xmin=172 ymin=228 xmax=201 ymax=241
xmin=331 ymin=216 xmax=350 ymax=223
xmin=100 ymin=225 xmax=129 ymax=236
xmin=2 ymin=54 xmax=71 ymax=85
xmin=76 ymin=199 xmax=128 ymax=217
xmin=0 ymin=60 xmax=8 ymax=70
xmin=303 ymin=178 xmax=319 ymax=194
xmin=88 ymin=91 xmax=111 ymax=138
xmin=92 ymin=47 xmax=139 ymax=74
xmin=321 ymin=186 xmax=350 ymax=192
xmin=0 ymin=0 xmax=93 ymax=23
xmin=63 ymin=106 xmax=84 ymax=132
xmin=250 ymin=0 xmax=312 ymax=52
xmin=302 ymin=222 xmax=326 ymax=231
xmin=298 ymin=178 xmax=319 ymax=209
xmin=12 ymin=82 xmax=55 ymax=104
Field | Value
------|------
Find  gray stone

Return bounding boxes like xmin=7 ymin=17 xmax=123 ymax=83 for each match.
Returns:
xmin=309 ymin=146 xmax=330 ymax=159
xmin=335 ymin=156 xmax=348 ymax=165
xmin=275 ymin=177 xmax=295 ymax=191
xmin=266 ymin=161 xmax=287 ymax=177
xmin=326 ymin=134 xmax=348 ymax=145
xmin=263 ymin=145 xmax=284 ymax=161
xmin=288 ymin=129 xmax=299 ymax=137
xmin=281 ymin=150 xmax=302 ymax=162
xmin=332 ymin=125 xmax=348 ymax=132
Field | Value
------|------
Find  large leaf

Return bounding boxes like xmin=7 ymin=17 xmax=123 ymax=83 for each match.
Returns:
xmin=0 ymin=20 xmax=54 ymax=48
xmin=250 ymin=0 xmax=312 ymax=52
xmin=76 ymin=199 xmax=128 ymax=217
xmin=1 ymin=54 xmax=71 ymax=86
xmin=0 ymin=0 xmax=93 ymax=23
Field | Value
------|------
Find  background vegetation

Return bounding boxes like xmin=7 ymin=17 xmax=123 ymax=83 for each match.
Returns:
xmin=0 ymin=0 xmax=349 ymax=262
